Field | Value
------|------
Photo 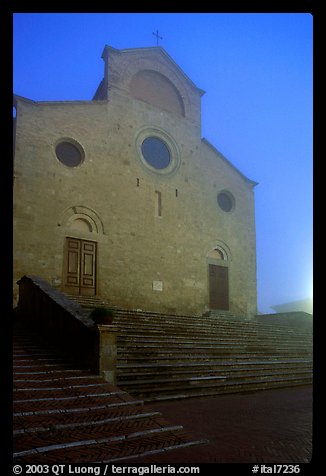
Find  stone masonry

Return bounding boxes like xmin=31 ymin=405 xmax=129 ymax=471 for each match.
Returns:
xmin=13 ymin=45 xmax=258 ymax=317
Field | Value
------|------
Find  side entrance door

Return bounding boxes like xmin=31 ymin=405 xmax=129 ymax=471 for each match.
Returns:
xmin=64 ymin=237 xmax=97 ymax=296
xmin=209 ymin=264 xmax=229 ymax=310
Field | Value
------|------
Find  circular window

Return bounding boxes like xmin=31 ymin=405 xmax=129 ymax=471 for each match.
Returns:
xmin=136 ymin=127 xmax=180 ymax=176
xmin=141 ymin=137 xmax=171 ymax=170
xmin=217 ymin=191 xmax=235 ymax=212
xmin=55 ymin=140 xmax=84 ymax=167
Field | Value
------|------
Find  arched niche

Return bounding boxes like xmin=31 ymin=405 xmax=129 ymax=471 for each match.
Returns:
xmin=129 ymin=70 xmax=185 ymax=117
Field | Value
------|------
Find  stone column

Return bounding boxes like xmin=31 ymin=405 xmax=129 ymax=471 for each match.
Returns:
xmin=92 ymin=325 xmax=119 ymax=385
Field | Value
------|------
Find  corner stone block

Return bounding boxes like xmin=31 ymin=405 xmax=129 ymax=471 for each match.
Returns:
xmin=94 ymin=325 xmax=119 ymax=385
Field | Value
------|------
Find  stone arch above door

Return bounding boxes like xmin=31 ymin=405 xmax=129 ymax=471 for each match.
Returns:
xmin=205 ymin=240 xmax=232 ymax=262
xmin=59 ymin=206 xmax=105 ymax=235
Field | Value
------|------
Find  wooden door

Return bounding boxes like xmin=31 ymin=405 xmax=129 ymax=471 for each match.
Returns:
xmin=64 ymin=237 xmax=97 ymax=295
xmin=209 ymin=264 xmax=229 ymax=310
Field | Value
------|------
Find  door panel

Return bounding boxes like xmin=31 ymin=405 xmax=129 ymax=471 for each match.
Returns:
xmin=64 ymin=237 xmax=96 ymax=295
xmin=66 ymin=238 xmax=81 ymax=289
xmin=80 ymin=241 xmax=96 ymax=294
xmin=209 ymin=264 xmax=229 ymax=310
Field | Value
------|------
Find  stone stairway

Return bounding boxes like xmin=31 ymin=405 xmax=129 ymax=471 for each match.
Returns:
xmin=13 ymin=324 xmax=206 ymax=464
xmin=65 ymin=295 xmax=313 ymax=402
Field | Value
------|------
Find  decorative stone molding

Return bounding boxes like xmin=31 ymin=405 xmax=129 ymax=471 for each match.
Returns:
xmin=59 ymin=205 xmax=105 ymax=234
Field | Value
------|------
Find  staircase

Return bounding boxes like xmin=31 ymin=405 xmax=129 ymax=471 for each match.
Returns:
xmin=13 ymin=323 xmax=205 ymax=464
xmin=66 ymin=295 xmax=313 ymax=402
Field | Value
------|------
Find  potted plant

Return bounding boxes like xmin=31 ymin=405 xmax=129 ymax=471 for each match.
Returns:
xmin=90 ymin=307 xmax=114 ymax=325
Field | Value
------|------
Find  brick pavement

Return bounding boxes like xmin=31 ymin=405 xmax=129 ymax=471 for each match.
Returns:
xmin=133 ymin=386 xmax=313 ymax=464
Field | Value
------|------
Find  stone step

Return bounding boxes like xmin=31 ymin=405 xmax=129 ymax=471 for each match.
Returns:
xmin=117 ymin=343 xmax=312 ymax=353
xmin=117 ymin=330 xmax=312 ymax=344
xmin=14 ymin=415 xmax=185 ymax=454
xmin=13 ymin=325 xmax=205 ymax=462
xmin=14 ymin=427 xmax=205 ymax=464
xmin=115 ymin=319 xmax=311 ymax=334
xmin=142 ymin=373 xmax=311 ymax=394
xmin=117 ymin=358 xmax=312 ymax=371
xmin=117 ymin=353 xmax=310 ymax=366
xmin=117 ymin=363 xmax=313 ymax=380
xmin=118 ymin=333 xmax=311 ymax=344
xmin=65 ymin=295 xmax=312 ymax=335
xmin=117 ymin=327 xmax=312 ymax=337
xmin=140 ymin=376 xmax=313 ymax=403
xmin=118 ymin=337 xmax=311 ymax=349
xmin=13 ymin=375 xmax=105 ymax=389
xmin=114 ymin=311 xmax=311 ymax=323
xmin=14 ymin=406 xmax=162 ymax=434
xmin=13 ymin=382 xmax=120 ymax=400
xmin=119 ymin=370 xmax=312 ymax=394
xmin=61 ymin=295 xmax=312 ymax=401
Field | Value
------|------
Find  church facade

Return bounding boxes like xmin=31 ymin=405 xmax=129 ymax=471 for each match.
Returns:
xmin=13 ymin=45 xmax=258 ymax=317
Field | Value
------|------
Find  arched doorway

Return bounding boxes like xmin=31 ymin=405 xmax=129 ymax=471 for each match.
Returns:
xmin=207 ymin=247 xmax=229 ymax=311
xmin=59 ymin=206 xmax=105 ymax=296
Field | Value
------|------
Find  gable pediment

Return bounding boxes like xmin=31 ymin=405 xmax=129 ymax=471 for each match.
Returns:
xmin=95 ymin=45 xmax=204 ymax=124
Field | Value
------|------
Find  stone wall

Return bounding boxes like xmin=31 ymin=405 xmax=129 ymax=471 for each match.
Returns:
xmin=13 ymin=47 xmax=258 ymax=317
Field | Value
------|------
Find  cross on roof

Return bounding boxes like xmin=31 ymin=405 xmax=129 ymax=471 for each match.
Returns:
xmin=152 ymin=30 xmax=163 ymax=46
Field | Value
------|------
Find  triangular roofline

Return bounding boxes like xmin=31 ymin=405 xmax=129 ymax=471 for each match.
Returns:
xmin=201 ymin=138 xmax=258 ymax=188
xmin=102 ymin=45 xmax=206 ymax=97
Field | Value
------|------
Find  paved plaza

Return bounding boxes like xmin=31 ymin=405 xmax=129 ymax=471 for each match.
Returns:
xmin=132 ymin=386 xmax=313 ymax=464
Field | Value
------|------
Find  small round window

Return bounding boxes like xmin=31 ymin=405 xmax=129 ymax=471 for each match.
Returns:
xmin=217 ymin=191 xmax=235 ymax=212
xmin=55 ymin=140 xmax=84 ymax=167
xmin=141 ymin=137 xmax=171 ymax=170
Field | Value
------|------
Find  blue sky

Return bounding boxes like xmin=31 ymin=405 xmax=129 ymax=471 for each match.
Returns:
xmin=13 ymin=13 xmax=313 ymax=313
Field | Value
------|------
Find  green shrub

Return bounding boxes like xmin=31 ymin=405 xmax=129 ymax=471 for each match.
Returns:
xmin=90 ymin=307 xmax=114 ymax=324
